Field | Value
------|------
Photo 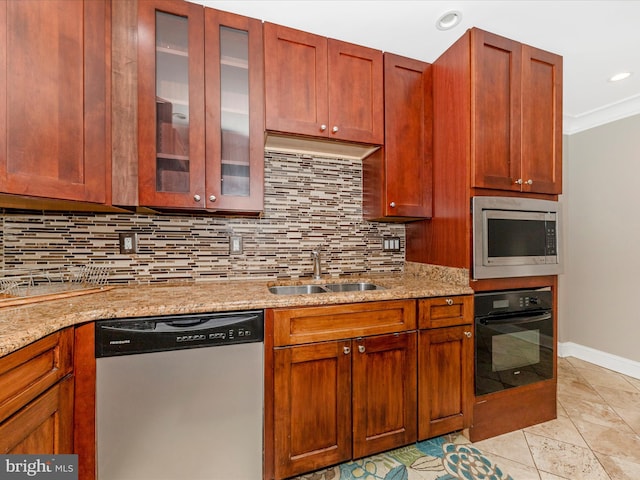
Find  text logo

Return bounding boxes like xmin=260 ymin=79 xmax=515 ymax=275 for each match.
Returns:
xmin=0 ymin=455 xmax=77 ymax=480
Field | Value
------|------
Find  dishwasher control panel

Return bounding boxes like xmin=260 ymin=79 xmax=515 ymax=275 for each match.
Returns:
xmin=95 ymin=310 xmax=264 ymax=357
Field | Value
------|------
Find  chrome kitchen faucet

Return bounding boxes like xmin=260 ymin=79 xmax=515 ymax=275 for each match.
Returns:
xmin=311 ymin=247 xmax=322 ymax=280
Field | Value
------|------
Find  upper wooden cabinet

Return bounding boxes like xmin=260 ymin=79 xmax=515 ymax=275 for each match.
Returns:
xmin=136 ymin=0 xmax=264 ymax=212
xmin=0 ymin=0 xmax=109 ymax=204
xmin=407 ymin=28 xmax=563 ymax=271
xmin=471 ymin=29 xmax=562 ymax=194
xmin=364 ymin=53 xmax=433 ymax=221
xmin=264 ymin=23 xmax=384 ymax=145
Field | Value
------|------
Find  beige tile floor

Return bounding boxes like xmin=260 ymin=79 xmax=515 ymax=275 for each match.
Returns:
xmin=470 ymin=356 xmax=640 ymax=479
xmin=295 ymin=356 xmax=640 ymax=479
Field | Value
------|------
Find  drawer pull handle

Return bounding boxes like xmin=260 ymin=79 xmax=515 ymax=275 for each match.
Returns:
xmin=446 ymin=298 xmax=454 ymax=306
xmin=343 ymin=346 xmax=351 ymax=355
xmin=464 ymin=331 xmax=472 ymax=338
xmin=358 ymin=345 xmax=366 ymax=354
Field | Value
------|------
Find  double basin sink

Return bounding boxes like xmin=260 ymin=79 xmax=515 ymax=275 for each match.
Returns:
xmin=269 ymin=282 xmax=385 ymax=295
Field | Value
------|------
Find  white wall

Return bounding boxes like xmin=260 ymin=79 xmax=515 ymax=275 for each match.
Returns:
xmin=560 ymin=114 xmax=640 ymax=367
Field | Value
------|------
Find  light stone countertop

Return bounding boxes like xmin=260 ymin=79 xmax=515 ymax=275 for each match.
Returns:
xmin=0 ymin=263 xmax=472 ymax=358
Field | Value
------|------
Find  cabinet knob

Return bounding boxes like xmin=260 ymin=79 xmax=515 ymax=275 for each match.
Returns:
xmin=343 ymin=346 xmax=351 ymax=355
xmin=209 ymin=195 xmax=217 ymax=202
xmin=332 ymin=126 xmax=339 ymax=133
xmin=320 ymin=124 xmax=327 ymax=132
xmin=389 ymin=202 xmax=396 ymax=208
xmin=445 ymin=298 xmax=454 ymax=306
xmin=193 ymin=194 xmax=201 ymax=202
xmin=358 ymin=345 xmax=366 ymax=354
xmin=514 ymin=178 xmax=523 ymax=185
xmin=526 ymin=179 xmax=533 ymax=185
xmin=464 ymin=331 xmax=472 ymax=338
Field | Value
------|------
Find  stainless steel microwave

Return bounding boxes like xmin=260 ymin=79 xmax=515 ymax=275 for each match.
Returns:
xmin=472 ymin=196 xmax=563 ymax=279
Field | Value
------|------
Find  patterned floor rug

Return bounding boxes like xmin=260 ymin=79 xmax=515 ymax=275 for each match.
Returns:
xmin=293 ymin=433 xmax=514 ymax=480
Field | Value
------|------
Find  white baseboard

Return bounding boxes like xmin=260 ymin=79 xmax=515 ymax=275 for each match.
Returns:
xmin=558 ymin=342 xmax=640 ymax=380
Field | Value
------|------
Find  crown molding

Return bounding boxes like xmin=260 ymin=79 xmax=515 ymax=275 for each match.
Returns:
xmin=564 ymin=94 xmax=640 ymax=135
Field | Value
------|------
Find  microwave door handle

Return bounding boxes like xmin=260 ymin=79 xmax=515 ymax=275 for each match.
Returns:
xmin=478 ymin=312 xmax=552 ymax=326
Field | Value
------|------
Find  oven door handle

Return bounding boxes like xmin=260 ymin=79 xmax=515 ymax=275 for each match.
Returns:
xmin=478 ymin=312 xmax=552 ymax=326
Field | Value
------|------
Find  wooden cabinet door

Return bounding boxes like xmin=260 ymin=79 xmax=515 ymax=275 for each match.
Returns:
xmin=264 ymin=23 xmax=383 ymax=145
xmin=364 ymin=53 xmax=431 ymax=221
xmin=264 ymin=23 xmax=329 ymax=138
xmin=138 ymin=0 xmax=207 ymax=209
xmin=418 ymin=325 xmax=473 ymax=440
xmin=328 ymin=39 xmax=383 ymax=145
xmin=521 ymin=45 xmax=563 ymax=194
xmin=352 ymin=332 xmax=417 ymax=458
xmin=471 ymin=29 xmax=522 ymax=192
xmin=0 ymin=376 xmax=74 ymax=454
xmin=204 ymin=9 xmax=264 ymax=212
xmin=274 ymin=341 xmax=352 ymax=479
xmin=0 ymin=0 xmax=108 ymax=203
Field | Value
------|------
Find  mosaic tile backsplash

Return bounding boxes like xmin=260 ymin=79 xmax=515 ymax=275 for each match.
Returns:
xmin=0 ymin=152 xmax=405 ymax=284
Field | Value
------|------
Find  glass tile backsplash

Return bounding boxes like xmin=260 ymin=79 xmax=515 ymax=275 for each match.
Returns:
xmin=0 ymin=152 xmax=404 ymax=284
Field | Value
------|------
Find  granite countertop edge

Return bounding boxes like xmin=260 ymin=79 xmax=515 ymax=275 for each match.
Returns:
xmin=0 ymin=263 xmax=472 ymax=358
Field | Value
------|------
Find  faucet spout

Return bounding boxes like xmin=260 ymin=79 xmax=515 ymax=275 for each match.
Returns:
xmin=311 ymin=248 xmax=322 ymax=280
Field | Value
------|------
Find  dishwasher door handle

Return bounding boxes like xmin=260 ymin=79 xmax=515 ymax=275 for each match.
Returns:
xmin=100 ymin=314 xmax=260 ymax=333
xmin=155 ymin=315 xmax=260 ymax=332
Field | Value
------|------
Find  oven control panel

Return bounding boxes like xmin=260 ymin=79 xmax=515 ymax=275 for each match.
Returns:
xmin=475 ymin=288 xmax=552 ymax=316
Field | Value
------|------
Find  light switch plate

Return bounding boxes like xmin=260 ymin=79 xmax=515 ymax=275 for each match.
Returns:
xmin=382 ymin=236 xmax=401 ymax=252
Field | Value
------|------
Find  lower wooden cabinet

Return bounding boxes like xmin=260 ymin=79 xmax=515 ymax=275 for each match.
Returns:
xmin=0 ymin=376 xmax=74 ymax=454
xmin=273 ymin=331 xmax=417 ymax=479
xmin=417 ymin=295 xmax=473 ymax=440
xmin=0 ymin=328 xmax=74 ymax=454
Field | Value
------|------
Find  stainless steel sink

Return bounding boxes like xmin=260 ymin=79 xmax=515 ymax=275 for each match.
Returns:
xmin=268 ymin=285 xmax=328 ymax=295
xmin=268 ymin=282 xmax=385 ymax=295
xmin=323 ymin=282 xmax=385 ymax=292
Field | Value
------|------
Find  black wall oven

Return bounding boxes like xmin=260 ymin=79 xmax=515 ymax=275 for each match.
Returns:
xmin=475 ymin=288 xmax=554 ymax=396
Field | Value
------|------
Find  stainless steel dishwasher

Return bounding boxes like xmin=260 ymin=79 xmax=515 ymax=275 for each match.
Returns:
xmin=95 ymin=310 xmax=264 ymax=480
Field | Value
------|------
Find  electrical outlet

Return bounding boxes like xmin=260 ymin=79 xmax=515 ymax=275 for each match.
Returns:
xmin=382 ymin=236 xmax=401 ymax=252
xmin=229 ymin=236 xmax=243 ymax=254
xmin=119 ymin=232 xmax=138 ymax=254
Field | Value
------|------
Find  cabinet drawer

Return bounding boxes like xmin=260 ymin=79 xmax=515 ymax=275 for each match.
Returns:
xmin=272 ymin=300 xmax=416 ymax=346
xmin=0 ymin=329 xmax=73 ymax=423
xmin=418 ymin=295 xmax=472 ymax=329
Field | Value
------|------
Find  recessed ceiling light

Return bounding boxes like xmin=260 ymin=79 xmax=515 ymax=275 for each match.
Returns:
xmin=609 ymin=72 xmax=632 ymax=82
xmin=436 ymin=10 xmax=462 ymax=31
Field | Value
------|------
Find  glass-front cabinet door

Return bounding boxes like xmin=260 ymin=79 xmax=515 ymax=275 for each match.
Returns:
xmin=138 ymin=0 xmax=205 ymax=209
xmin=205 ymin=10 xmax=264 ymax=212
xmin=138 ymin=1 xmax=263 ymax=212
